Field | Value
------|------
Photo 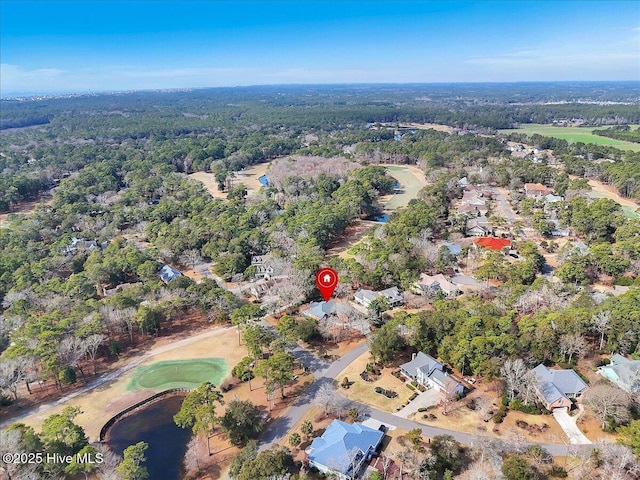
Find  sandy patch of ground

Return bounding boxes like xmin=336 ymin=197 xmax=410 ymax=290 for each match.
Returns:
xmin=411 ymin=384 xmax=566 ymax=443
xmin=0 ymin=197 xmax=52 ymax=227
xmin=587 ymin=179 xmax=640 ymax=216
xmin=391 ymin=122 xmax=455 ymax=134
xmin=336 ymin=352 xmax=413 ymax=413
xmin=326 ymin=219 xmax=379 ymax=258
xmin=189 ymin=162 xmax=271 ymax=199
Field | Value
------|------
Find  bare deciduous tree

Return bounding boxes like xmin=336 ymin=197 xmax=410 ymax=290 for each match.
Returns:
xmin=58 ymin=336 xmax=89 ymax=381
xmin=559 ymin=332 xmax=588 ymax=363
xmin=83 ymin=334 xmax=105 ymax=375
xmin=592 ymin=311 xmax=612 ymax=351
xmin=595 ymin=441 xmax=640 ymax=480
xmin=314 ymin=383 xmax=346 ymax=417
xmin=584 ymin=384 xmax=631 ymax=429
xmin=501 ymin=358 xmax=528 ymax=402
xmin=180 ymin=249 xmax=203 ymax=271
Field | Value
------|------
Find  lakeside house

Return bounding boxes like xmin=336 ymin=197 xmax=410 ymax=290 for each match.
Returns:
xmin=532 ymin=364 xmax=589 ymax=410
xmin=400 ymin=352 xmax=464 ymax=395
xmin=597 ymin=354 xmax=640 ymax=393
xmin=306 ymin=420 xmax=384 ymax=480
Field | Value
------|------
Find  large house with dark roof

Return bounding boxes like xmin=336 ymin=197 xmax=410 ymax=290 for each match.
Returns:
xmin=306 ymin=420 xmax=384 ymax=480
xmin=532 ymin=364 xmax=589 ymax=410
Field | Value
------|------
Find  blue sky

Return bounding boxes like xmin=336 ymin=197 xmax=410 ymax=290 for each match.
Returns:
xmin=1 ymin=1 xmax=639 ymax=95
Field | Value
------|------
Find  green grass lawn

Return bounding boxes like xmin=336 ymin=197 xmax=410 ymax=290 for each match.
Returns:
xmin=127 ymin=358 xmax=227 ymax=391
xmin=499 ymin=124 xmax=640 ymax=152
xmin=384 ymin=165 xmax=426 ymax=210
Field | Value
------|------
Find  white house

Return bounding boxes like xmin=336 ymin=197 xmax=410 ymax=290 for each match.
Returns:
xmin=354 ymin=287 xmax=404 ymax=308
xmin=400 ymin=352 xmax=464 ymax=395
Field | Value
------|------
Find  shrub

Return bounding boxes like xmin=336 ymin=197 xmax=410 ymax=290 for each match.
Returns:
xmin=613 ymin=276 xmax=634 ymax=286
xmin=550 ymin=467 xmax=568 ymax=478
xmin=509 ymin=399 xmax=545 ymax=415
xmin=493 ymin=409 xmax=507 ymax=423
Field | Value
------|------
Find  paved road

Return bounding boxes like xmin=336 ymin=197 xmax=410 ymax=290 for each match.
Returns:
xmin=0 ymin=326 xmax=235 ymax=428
xmin=492 ymin=187 xmax=517 ymax=224
xmin=259 ymin=341 xmax=369 ymax=450
xmin=258 ymin=340 xmax=595 ymax=459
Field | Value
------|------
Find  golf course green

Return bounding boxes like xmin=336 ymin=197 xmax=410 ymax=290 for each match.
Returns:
xmin=128 ymin=358 xmax=227 ymax=391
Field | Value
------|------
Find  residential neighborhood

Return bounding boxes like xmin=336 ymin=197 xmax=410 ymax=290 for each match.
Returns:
xmin=2 ymin=80 xmax=640 ymax=480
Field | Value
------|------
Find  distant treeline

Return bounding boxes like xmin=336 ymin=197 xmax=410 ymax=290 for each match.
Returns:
xmin=2 ymin=83 xmax=639 ymax=131
xmin=593 ymin=125 xmax=640 ymax=144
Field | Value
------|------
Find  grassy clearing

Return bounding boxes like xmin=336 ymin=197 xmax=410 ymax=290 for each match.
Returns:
xmin=500 ymin=124 xmax=640 ymax=152
xmin=336 ymin=351 xmax=413 ymax=412
xmin=127 ymin=358 xmax=227 ymax=391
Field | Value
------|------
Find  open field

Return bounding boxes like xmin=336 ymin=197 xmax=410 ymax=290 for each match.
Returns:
xmin=499 ymin=124 xmax=640 ymax=151
xmin=336 ymin=352 xmax=413 ymax=413
xmin=189 ymin=162 xmax=271 ymax=199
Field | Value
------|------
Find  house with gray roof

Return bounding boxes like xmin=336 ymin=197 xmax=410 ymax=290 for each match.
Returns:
xmin=159 ymin=264 xmax=182 ymax=284
xmin=251 ymin=255 xmax=274 ymax=279
xmin=63 ymin=237 xmax=105 ymax=255
xmin=303 ymin=300 xmax=353 ymax=321
xmin=401 ymin=352 xmax=464 ymax=395
xmin=306 ymin=420 xmax=384 ymax=480
xmin=532 ymin=364 xmax=588 ymax=410
xmin=354 ymin=286 xmax=404 ymax=308
xmin=597 ymin=354 xmax=640 ymax=393
xmin=416 ymin=273 xmax=459 ymax=297
xmin=442 ymin=242 xmax=462 ymax=256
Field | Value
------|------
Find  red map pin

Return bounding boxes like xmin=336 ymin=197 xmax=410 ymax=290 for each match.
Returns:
xmin=315 ymin=267 xmax=339 ymax=301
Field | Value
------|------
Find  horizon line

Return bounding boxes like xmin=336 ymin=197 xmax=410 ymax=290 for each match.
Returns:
xmin=3 ymin=80 xmax=639 ymax=101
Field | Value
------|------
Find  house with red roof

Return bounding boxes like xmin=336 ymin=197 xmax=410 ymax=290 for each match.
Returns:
xmin=473 ymin=237 xmax=511 ymax=251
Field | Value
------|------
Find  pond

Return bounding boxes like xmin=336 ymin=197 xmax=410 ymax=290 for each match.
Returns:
xmin=106 ymin=395 xmax=190 ymax=480
xmin=367 ymin=213 xmax=389 ymax=223
xmin=258 ymin=175 xmax=269 ymax=186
